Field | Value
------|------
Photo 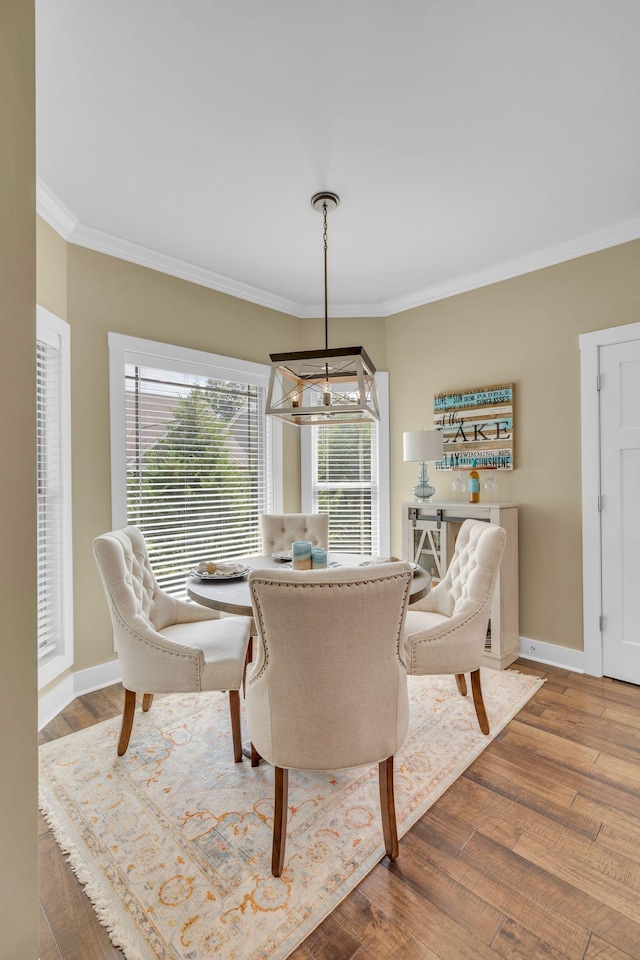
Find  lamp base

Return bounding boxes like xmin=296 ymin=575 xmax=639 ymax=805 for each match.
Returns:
xmin=411 ymin=462 xmax=435 ymax=501
xmin=411 ymin=483 xmax=436 ymax=501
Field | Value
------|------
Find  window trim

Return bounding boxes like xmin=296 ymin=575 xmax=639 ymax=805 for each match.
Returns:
xmin=108 ymin=333 xmax=283 ymax=534
xmin=37 ymin=305 xmax=74 ymax=690
xmin=300 ymin=371 xmax=390 ymax=556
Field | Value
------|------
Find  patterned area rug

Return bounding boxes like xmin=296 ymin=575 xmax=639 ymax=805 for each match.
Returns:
xmin=39 ymin=669 xmax=543 ymax=960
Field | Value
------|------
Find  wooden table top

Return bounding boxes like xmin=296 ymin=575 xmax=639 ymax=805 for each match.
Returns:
xmin=186 ymin=553 xmax=431 ymax=616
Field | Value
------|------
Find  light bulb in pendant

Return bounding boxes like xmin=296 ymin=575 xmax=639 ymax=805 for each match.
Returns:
xmin=292 ymin=391 xmax=301 ymax=424
xmin=322 ymin=368 xmax=331 ymax=406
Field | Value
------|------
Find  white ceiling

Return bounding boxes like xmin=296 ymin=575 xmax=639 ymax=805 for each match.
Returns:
xmin=36 ymin=1 xmax=640 ymax=317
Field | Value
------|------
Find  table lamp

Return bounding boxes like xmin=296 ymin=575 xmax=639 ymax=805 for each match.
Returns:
xmin=403 ymin=430 xmax=444 ymax=501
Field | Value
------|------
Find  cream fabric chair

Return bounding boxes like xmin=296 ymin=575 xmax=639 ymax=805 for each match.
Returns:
xmin=93 ymin=527 xmax=251 ymax=760
xmin=259 ymin=513 xmax=329 ymax=553
xmin=246 ymin=562 xmax=413 ymax=877
xmin=403 ymin=519 xmax=506 ymax=735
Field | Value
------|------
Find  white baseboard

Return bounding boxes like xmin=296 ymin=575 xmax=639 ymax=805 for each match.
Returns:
xmin=519 ymin=636 xmax=585 ymax=673
xmin=38 ymin=659 xmax=122 ymax=730
xmin=38 ymin=675 xmax=75 ymax=731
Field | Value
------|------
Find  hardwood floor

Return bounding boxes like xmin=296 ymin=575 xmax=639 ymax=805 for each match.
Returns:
xmin=38 ymin=661 xmax=640 ymax=960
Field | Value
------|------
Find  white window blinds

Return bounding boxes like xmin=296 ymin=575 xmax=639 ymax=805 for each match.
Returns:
xmin=36 ymin=308 xmax=73 ymax=687
xmin=124 ymin=359 xmax=275 ymax=597
xmin=37 ymin=337 xmax=62 ymax=658
xmin=303 ymin=373 xmax=390 ymax=556
xmin=311 ymin=420 xmax=380 ymax=553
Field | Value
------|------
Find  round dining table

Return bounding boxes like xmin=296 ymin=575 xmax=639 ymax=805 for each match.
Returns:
xmin=186 ymin=553 xmax=431 ymax=615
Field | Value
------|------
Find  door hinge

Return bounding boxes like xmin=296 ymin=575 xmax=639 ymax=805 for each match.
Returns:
xmin=597 ymin=494 xmax=603 ymax=512
xmin=596 ymin=374 xmax=601 ymax=391
xmin=409 ymin=507 xmax=419 ymax=527
xmin=599 ymin=614 xmax=604 ymax=632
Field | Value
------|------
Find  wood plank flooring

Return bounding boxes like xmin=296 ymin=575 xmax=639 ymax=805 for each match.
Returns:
xmin=38 ymin=661 xmax=640 ymax=960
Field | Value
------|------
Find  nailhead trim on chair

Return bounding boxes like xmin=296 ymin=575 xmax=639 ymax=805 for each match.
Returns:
xmin=409 ymin=593 xmax=490 ymax=673
xmin=107 ymin=597 xmax=202 ymax=690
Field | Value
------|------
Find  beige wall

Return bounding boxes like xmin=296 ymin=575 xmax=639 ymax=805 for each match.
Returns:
xmin=64 ymin=243 xmax=302 ymax=671
xmin=0 ymin=2 xmax=38 ymax=957
xmin=37 ymin=216 xmax=67 ymax=319
xmin=385 ymin=239 xmax=640 ymax=651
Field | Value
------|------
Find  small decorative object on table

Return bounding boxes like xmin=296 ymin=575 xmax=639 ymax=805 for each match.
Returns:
xmin=192 ymin=560 xmax=251 ymax=580
xmin=468 ymin=459 xmax=480 ymax=503
xmin=292 ymin=540 xmax=312 ymax=570
xmin=311 ymin=546 xmax=327 ymax=569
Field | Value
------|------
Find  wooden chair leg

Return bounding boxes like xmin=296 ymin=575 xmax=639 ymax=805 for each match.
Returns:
xmin=470 ymin=668 xmax=490 ymax=735
xmin=117 ymin=688 xmax=137 ymax=756
xmin=250 ymin=742 xmax=262 ymax=767
xmin=243 ymin=636 xmax=254 ymax=698
xmin=272 ymin=766 xmax=289 ymax=877
xmin=378 ymin=756 xmax=399 ymax=860
xmin=228 ymin=690 xmax=243 ymax=763
xmin=455 ymin=673 xmax=468 ymax=697
xmin=141 ymin=693 xmax=154 ymax=712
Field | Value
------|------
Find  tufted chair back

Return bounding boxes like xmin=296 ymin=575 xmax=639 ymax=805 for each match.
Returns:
xmin=92 ymin=525 xmax=232 ymax=696
xmin=259 ymin=513 xmax=329 ymax=553
xmin=93 ymin=526 xmax=182 ymax=633
xmin=403 ymin=518 xmax=506 ymax=736
xmin=427 ymin=519 xmax=506 ymax=619
xmin=93 ymin=525 xmax=251 ymax=761
xmin=247 ymin=562 xmax=413 ymax=771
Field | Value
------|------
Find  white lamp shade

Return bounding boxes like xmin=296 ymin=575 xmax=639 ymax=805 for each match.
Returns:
xmin=403 ymin=430 xmax=444 ymax=462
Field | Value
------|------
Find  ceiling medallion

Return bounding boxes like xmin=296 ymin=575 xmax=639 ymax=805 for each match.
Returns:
xmin=266 ymin=192 xmax=380 ymax=426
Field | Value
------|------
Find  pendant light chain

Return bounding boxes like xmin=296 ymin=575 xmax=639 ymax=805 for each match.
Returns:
xmin=322 ymin=200 xmax=329 ymax=351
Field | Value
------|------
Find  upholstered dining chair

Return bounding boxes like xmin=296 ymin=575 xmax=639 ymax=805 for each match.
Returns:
xmin=93 ymin=526 xmax=251 ymax=760
xmin=246 ymin=562 xmax=413 ymax=877
xmin=259 ymin=513 xmax=329 ymax=554
xmin=403 ymin=519 xmax=506 ymax=735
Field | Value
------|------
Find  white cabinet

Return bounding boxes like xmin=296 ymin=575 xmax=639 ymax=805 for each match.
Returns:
xmin=401 ymin=501 xmax=519 ymax=669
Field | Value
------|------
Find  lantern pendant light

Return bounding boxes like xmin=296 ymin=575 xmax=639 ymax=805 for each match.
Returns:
xmin=265 ymin=192 xmax=380 ymax=426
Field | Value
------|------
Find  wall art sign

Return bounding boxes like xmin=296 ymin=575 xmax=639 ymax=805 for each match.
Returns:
xmin=434 ymin=383 xmax=514 ymax=470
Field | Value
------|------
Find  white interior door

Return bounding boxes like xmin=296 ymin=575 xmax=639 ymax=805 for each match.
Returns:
xmin=600 ymin=339 xmax=640 ymax=683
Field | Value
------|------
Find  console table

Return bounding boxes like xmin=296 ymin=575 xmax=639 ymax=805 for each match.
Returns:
xmin=401 ymin=501 xmax=519 ymax=669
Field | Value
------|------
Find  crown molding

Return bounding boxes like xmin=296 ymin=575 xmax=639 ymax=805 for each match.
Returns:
xmin=36 ymin=180 xmax=640 ymax=319
xmin=69 ymin=222 xmax=301 ymax=317
xmin=36 ymin=176 xmax=78 ymax=239
xmin=381 ymin=216 xmax=640 ymax=316
xmin=296 ymin=302 xmax=386 ymax=319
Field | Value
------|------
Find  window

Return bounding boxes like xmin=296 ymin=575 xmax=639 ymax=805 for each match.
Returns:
xmin=109 ymin=335 xmax=282 ymax=598
xmin=37 ymin=306 xmax=73 ymax=688
xmin=302 ymin=372 xmax=390 ymax=555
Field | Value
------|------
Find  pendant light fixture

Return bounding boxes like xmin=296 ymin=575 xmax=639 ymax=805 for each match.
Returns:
xmin=266 ymin=192 xmax=380 ymax=426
